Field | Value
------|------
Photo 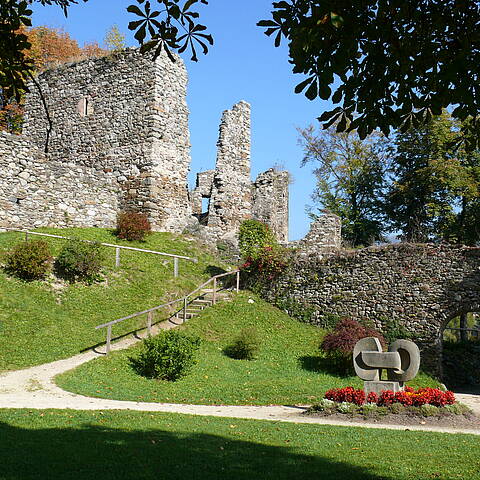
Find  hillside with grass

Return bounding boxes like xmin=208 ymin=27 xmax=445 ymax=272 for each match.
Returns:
xmin=57 ymin=292 xmax=439 ymax=405
xmin=0 ymin=228 xmax=228 ymax=371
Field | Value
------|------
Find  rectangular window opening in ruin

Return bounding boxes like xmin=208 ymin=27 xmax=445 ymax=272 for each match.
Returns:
xmin=201 ymin=197 xmax=210 ymax=214
xmin=78 ymin=97 xmax=93 ymax=116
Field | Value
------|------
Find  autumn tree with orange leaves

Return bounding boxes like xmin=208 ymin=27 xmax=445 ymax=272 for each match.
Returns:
xmin=0 ymin=26 xmax=105 ymax=134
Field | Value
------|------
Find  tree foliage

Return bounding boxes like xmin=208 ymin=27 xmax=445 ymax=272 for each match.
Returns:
xmin=104 ymin=25 xmax=127 ymax=51
xmin=299 ymin=124 xmax=388 ymax=246
xmin=0 ymin=0 xmax=212 ymax=104
xmin=259 ymin=1 xmax=480 ymax=150
xmin=385 ymin=112 xmax=480 ymax=243
xmin=0 ymin=24 xmax=106 ymax=134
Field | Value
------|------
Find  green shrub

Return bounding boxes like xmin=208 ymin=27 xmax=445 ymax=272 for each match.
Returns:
xmin=361 ymin=403 xmax=379 ymax=417
xmin=419 ymin=404 xmax=440 ymax=417
xmin=55 ymin=239 xmax=104 ymax=282
xmin=116 ymin=211 xmax=152 ymax=241
xmin=4 ymin=240 xmax=52 ymax=280
xmin=238 ymin=219 xmax=277 ymax=260
xmin=389 ymin=403 xmax=406 ymax=415
xmin=224 ymin=327 xmax=261 ymax=360
xmin=336 ymin=401 xmax=356 ymax=414
xmin=318 ymin=312 xmax=341 ymax=330
xmin=131 ymin=330 xmax=201 ymax=381
xmin=443 ymin=403 xmax=471 ymax=415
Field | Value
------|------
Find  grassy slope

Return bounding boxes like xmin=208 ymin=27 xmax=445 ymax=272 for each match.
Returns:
xmin=0 ymin=409 xmax=478 ymax=480
xmin=57 ymin=292 xmax=439 ymax=405
xmin=0 ymin=228 xmax=226 ymax=371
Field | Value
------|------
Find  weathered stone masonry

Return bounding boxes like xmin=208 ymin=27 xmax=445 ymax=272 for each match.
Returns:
xmin=264 ymin=240 xmax=480 ymax=376
xmin=252 ymin=169 xmax=289 ymax=243
xmin=189 ymin=102 xmax=290 ymax=242
xmin=0 ymin=49 xmax=289 ymax=241
xmin=22 ymin=49 xmax=191 ymax=231
xmin=0 ymin=131 xmax=119 ymax=228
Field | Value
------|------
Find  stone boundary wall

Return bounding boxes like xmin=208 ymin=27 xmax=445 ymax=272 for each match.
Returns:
xmin=262 ymin=243 xmax=480 ymax=375
xmin=0 ymin=132 xmax=120 ymax=228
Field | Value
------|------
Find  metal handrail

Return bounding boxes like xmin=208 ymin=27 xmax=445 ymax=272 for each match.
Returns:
xmin=0 ymin=227 xmax=197 ymax=277
xmin=95 ymin=269 xmax=241 ymax=354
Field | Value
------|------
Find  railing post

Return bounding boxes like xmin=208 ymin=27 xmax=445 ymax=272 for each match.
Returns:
xmin=174 ymin=257 xmax=179 ymax=278
xmin=115 ymin=247 xmax=121 ymax=268
xmin=25 ymin=231 xmax=29 ymax=242
xmin=147 ymin=311 xmax=153 ymax=335
xmin=236 ymin=271 xmax=240 ymax=293
xmin=106 ymin=325 xmax=112 ymax=354
xmin=183 ymin=298 xmax=187 ymax=322
xmin=213 ymin=277 xmax=217 ymax=305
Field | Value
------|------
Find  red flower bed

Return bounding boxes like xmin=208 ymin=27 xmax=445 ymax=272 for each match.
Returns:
xmin=325 ymin=387 xmax=366 ymax=406
xmin=324 ymin=386 xmax=456 ymax=407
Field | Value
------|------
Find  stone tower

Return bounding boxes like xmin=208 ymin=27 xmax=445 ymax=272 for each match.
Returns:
xmin=22 ymin=49 xmax=192 ymax=231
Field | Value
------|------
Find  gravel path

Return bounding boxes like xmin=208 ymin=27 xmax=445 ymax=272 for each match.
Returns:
xmin=1 ymin=324 xmax=479 ymax=436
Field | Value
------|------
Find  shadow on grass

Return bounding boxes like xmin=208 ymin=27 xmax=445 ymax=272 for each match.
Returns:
xmin=298 ymin=355 xmax=354 ymax=378
xmin=0 ymin=420 xmax=388 ymax=480
xmin=204 ymin=265 xmax=227 ymax=277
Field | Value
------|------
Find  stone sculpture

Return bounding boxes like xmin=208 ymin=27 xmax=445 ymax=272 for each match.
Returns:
xmin=353 ymin=337 xmax=420 ymax=395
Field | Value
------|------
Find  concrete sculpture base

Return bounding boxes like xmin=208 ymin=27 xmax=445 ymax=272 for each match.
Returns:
xmin=364 ymin=381 xmax=403 ymax=396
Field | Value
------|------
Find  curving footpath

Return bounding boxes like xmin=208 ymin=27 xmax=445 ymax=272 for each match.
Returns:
xmin=1 ymin=330 xmax=479 ymax=436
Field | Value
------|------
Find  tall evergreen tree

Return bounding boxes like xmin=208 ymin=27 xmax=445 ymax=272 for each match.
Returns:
xmin=385 ymin=113 xmax=480 ymax=244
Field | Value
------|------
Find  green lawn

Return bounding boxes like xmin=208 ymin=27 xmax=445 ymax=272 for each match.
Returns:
xmin=0 ymin=228 xmax=228 ymax=371
xmin=0 ymin=409 xmax=478 ymax=480
xmin=57 ymin=292 xmax=439 ymax=405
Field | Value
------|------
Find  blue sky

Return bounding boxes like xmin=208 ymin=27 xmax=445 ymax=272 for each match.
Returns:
xmin=31 ymin=0 xmax=333 ymax=240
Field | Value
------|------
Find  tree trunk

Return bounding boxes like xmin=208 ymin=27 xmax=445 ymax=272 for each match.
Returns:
xmin=460 ymin=312 xmax=468 ymax=342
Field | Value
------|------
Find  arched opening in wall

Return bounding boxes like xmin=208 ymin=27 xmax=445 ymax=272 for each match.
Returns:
xmin=442 ymin=311 xmax=480 ymax=393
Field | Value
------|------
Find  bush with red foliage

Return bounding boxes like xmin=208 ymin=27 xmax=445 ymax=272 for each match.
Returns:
xmin=410 ymin=387 xmax=456 ymax=407
xmin=240 ymin=246 xmax=288 ymax=281
xmin=393 ymin=391 xmax=413 ymax=406
xmin=321 ymin=318 xmax=386 ymax=355
xmin=320 ymin=318 xmax=386 ymax=374
xmin=378 ymin=390 xmax=396 ymax=406
xmin=116 ymin=211 xmax=152 ymax=241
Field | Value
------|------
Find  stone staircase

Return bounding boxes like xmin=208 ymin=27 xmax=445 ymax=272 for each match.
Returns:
xmin=173 ymin=288 xmax=232 ymax=322
xmin=97 ymin=269 xmax=240 ymax=353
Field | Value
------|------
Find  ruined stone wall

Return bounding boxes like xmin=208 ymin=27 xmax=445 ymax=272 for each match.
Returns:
xmin=261 ymin=243 xmax=480 ymax=376
xmin=2 ymin=52 xmax=289 ymax=238
xmin=191 ymin=170 xmax=215 ymax=215
xmin=207 ymin=101 xmax=252 ymax=235
xmin=252 ymin=169 xmax=289 ymax=242
xmin=21 ymin=49 xmax=191 ymax=231
xmin=296 ymin=213 xmax=342 ymax=256
xmin=0 ymin=132 xmax=120 ymax=228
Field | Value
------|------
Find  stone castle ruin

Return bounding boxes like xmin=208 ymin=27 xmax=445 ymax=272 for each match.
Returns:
xmin=0 ymin=49 xmax=289 ymax=243
xmin=5 ymin=47 xmax=476 ymax=377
